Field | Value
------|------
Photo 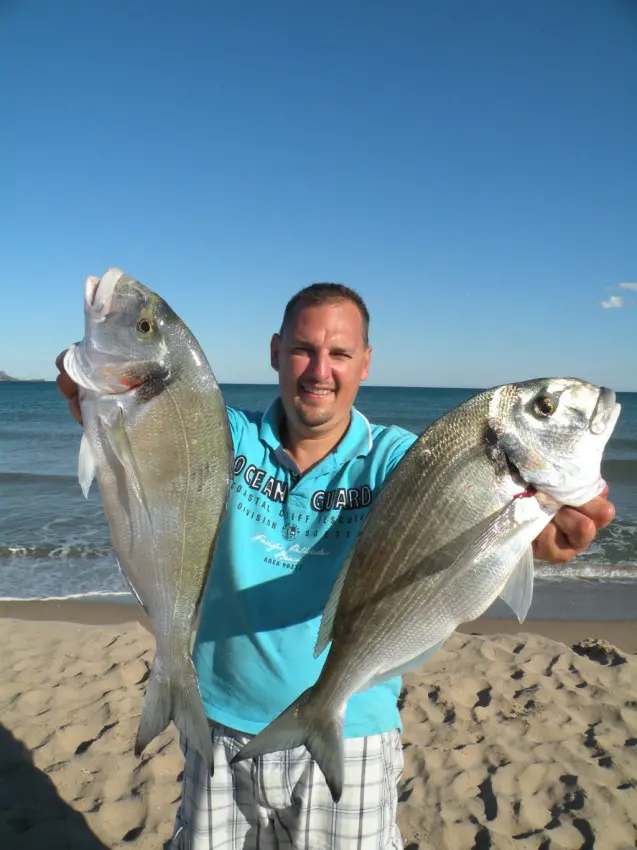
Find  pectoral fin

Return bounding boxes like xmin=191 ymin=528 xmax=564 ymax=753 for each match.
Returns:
xmin=419 ymin=494 xmax=551 ymax=635
xmin=78 ymin=434 xmax=96 ymax=498
xmin=449 ymin=494 xmax=550 ymax=576
xmin=499 ymin=547 xmax=535 ymax=623
xmin=99 ymin=406 xmax=152 ymax=526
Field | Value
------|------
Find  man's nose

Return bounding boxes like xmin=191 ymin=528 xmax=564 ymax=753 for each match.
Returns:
xmin=308 ymin=351 xmax=330 ymax=381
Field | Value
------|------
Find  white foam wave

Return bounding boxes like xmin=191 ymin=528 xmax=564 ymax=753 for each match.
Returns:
xmin=0 ymin=590 xmax=134 ymax=603
xmin=535 ymin=562 xmax=637 ymax=581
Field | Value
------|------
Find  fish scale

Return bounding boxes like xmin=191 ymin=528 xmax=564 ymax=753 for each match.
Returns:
xmin=232 ymin=377 xmax=620 ymax=802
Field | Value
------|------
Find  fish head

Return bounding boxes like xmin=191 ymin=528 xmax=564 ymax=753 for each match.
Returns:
xmin=489 ymin=378 xmax=620 ymax=506
xmin=64 ymin=268 xmax=190 ymax=396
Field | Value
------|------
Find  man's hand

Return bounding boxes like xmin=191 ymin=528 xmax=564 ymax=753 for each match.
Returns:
xmin=55 ymin=350 xmax=83 ymax=425
xmin=533 ymin=487 xmax=615 ymax=563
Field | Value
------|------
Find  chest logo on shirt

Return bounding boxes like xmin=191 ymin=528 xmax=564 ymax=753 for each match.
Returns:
xmin=230 ymin=453 xmax=375 ymax=569
xmin=233 ymin=455 xmax=288 ymax=503
xmin=311 ymin=485 xmax=372 ymax=512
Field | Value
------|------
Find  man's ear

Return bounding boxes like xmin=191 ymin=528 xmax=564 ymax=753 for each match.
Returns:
xmin=270 ymin=333 xmax=281 ymax=371
xmin=361 ymin=346 xmax=372 ymax=381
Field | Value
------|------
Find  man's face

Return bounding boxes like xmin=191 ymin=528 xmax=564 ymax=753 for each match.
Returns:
xmin=270 ymin=300 xmax=371 ymax=437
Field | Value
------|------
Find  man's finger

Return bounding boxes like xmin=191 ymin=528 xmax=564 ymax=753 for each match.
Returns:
xmin=69 ymin=395 xmax=83 ymax=426
xmin=552 ymin=507 xmax=596 ymax=551
xmin=55 ymin=350 xmax=68 ymax=372
xmin=569 ymin=496 xmax=616 ymax=530
xmin=532 ymin=523 xmax=576 ymax=563
xmin=56 ymin=371 xmax=78 ymax=400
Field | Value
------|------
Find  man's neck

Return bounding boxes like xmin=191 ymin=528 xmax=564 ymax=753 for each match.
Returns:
xmin=281 ymin=416 xmax=351 ymax=474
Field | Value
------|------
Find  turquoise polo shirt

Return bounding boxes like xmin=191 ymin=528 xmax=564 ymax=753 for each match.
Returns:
xmin=193 ymin=399 xmax=418 ymax=738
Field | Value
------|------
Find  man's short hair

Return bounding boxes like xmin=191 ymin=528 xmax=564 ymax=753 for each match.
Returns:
xmin=280 ymin=283 xmax=370 ymax=345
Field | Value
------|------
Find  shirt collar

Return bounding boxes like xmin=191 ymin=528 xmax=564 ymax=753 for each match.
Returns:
xmin=260 ymin=398 xmax=373 ymax=467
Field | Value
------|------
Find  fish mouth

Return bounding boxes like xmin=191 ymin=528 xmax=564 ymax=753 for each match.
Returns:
xmin=84 ymin=268 xmax=125 ymax=316
xmin=505 ymin=456 xmax=532 ymax=492
xmin=84 ymin=275 xmax=100 ymax=306
xmin=590 ymin=387 xmax=620 ymax=436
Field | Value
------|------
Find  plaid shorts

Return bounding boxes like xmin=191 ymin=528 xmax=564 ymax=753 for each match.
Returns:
xmin=170 ymin=721 xmax=404 ymax=850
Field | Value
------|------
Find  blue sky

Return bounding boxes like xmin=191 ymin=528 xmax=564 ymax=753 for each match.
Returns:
xmin=1 ymin=1 xmax=635 ymax=390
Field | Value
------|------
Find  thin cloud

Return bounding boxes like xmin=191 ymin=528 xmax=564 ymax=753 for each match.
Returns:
xmin=619 ymin=282 xmax=637 ymax=291
xmin=601 ymin=295 xmax=624 ymax=309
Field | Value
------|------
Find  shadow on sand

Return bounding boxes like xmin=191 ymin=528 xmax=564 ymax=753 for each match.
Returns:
xmin=0 ymin=723 xmax=108 ymax=850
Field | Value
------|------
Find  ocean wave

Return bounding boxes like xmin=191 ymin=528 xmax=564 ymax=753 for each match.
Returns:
xmin=0 ymin=591 xmax=134 ymax=603
xmin=535 ymin=562 xmax=637 ymax=581
xmin=0 ymin=544 xmax=112 ymax=559
xmin=0 ymin=429 xmax=77 ymax=442
xmin=0 ymin=471 xmax=77 ymax=485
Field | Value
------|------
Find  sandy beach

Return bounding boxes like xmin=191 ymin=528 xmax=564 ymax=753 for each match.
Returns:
xmin=0 ymin=600 xmax=635 ymax=850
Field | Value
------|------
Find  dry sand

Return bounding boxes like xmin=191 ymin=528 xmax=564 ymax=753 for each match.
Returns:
xmin=0 ymin=601 xmax=635 ymax=850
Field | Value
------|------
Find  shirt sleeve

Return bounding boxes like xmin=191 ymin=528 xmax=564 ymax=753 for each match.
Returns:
xmin=225 ymin=407 xmax=244 ymax=454
xmin=385 ymin=429 xmax=419 ymax=475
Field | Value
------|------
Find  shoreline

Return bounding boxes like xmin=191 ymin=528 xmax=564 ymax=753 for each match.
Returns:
xmin=1 ymin=594 xmax=635 ymax=653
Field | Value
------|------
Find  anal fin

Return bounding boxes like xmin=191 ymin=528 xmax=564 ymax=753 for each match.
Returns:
xmin=115 ymin=559 xmax=148 ymax=614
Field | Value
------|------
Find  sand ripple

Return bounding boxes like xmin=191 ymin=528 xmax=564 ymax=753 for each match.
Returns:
xmin=0 ymin=617 xmax=635 ymax=849
xmin=399 ymin=632 xmax=637 ymax=849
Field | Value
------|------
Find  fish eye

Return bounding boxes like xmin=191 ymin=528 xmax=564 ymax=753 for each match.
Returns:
xmin=534 ymin=396 xmax=557 ymax=417
xmin=136 ymin=318 xmax=153 ymax=335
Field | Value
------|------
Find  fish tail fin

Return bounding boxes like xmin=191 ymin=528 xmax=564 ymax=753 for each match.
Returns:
xmin=135 ymin=654 xmax=213 ymax=770
xmin=230 ymin=688 xmax=344 ymax=802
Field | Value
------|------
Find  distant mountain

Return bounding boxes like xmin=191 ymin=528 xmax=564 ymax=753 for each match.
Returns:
xmin=0 ymin=371 xmax=47 ymax=382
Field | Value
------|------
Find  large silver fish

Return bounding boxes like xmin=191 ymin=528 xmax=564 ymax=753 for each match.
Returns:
xmin=233 ymin=378 xmax=620 ymax=800
xmin=64 ymin=268 xmax=232 ymax=767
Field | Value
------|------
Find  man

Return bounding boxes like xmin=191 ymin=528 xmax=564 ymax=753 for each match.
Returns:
xmin=56 ymin=282 xmax=615 ymax=850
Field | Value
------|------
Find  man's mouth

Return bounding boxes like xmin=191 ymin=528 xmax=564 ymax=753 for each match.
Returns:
xmin=299 ymin=384 xmax=334 ymax=398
